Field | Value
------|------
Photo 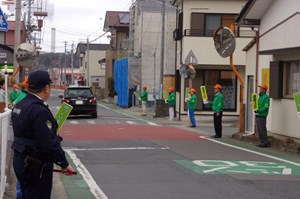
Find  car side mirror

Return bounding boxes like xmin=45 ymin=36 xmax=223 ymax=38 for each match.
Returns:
xmin=58 ymin=95 xmax=63 ymax=98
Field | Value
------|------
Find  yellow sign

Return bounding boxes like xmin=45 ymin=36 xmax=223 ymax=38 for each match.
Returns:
xmin=252 ymin=93 xmax=258 ymax=110
xmin=185 ymin=88 xmax=190 ymax=98
xmin=200 ymin=86 xmax=208 ymax=100
xmin=262 ymin=68 xmax=270 ymax=88
xmin=163 ymin=90 xmax=168 ymax=100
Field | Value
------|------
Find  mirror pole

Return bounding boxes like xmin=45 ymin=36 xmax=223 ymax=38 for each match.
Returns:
xmin=230 ymin=55 xmax=244 ymax=133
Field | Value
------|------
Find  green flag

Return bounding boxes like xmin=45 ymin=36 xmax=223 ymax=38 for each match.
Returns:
xmin=55 ymin=102 xmax=73 ymax=133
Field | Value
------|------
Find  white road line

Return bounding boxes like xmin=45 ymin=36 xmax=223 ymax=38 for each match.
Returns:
xmin=70 ymin=121 xmax=79 ymax=124
xmin=87 ymin=120 xmax=96 ymax=124
xmin=126 ymin=121 xmax=137 ymax=125
xmin=97 ymin=103 xmax=159 ymax=126
xmin=200 ymin=136 xmax=300 ymax=167
xmin=65 ymin=149 xmax=108 ymax=199
xmin=282 ymin=168 xmax=292 ymax=175
xmin=64 ymin=147 xmax=170 ymax=151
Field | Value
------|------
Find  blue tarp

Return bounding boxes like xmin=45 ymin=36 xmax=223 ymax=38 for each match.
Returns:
xmin=114 ymin=58 xmax=128 ymax=107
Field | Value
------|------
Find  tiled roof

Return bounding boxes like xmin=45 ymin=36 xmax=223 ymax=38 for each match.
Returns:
xmin=103 ymin=11 xmax=129 ymax=32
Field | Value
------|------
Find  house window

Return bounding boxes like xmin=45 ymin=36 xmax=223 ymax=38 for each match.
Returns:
xmin=190 ymin=13 xmax=237 ymax=36
xmin=204 ymin=70 xmax=237 ymax=111
xmin=184 ymin=69 xmax=237 ymax=111
xmin=283 ymin=60 xmax=299 ymax=98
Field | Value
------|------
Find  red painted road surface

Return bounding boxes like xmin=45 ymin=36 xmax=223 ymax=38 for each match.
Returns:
xmin=60 ymin=124 xmax=204 ymax=141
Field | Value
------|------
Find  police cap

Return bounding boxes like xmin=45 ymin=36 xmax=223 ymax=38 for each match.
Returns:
xmin=28 ymin=70 xmax=52 ymax=89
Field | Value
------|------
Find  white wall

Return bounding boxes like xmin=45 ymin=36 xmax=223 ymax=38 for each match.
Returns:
xmin=139 ymin=11 xmax=176 ymax=97
xmin=183 ymin=37 xmax=250 ymax=66
xmin=260 ymin=0 xmax=300 ymax=34
xmin=260 ymin=0 xmax=300 ymax=52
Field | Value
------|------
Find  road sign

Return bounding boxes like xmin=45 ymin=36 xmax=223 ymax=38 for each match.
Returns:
xmin=184 ymin=50 xmax=198 ymax=65
xmin=0 ymin=7 xmax=8 ymax=32
xmin=0 ymin=53 xmax=6 ymax=58
xmin=1 ymin=1 xmax=14 ymax=5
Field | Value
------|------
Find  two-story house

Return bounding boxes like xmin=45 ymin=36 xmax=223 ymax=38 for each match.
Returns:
xmin=171 ymin=0 xmax=253 ymax=128
xmin=75 ymin=43 xmax=109 ymax=88
xmin=103 ymin=11 xmax=130 ymax=98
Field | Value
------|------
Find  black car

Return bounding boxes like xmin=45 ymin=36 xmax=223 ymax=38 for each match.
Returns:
xmin=59 ymin=86 xmax=97 ymax=118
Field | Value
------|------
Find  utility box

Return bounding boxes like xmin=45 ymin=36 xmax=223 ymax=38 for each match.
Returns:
xmin=154 ymin=99 xmax=169 ymax=117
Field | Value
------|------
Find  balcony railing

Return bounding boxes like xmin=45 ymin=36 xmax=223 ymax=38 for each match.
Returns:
xmin=183 ymin=29 xmax=256 ymax=38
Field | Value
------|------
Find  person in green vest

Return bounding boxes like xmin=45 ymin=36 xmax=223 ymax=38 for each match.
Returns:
xmin=205 ymin=84 xmax=224 ymax=138
xmin=13 ymin=78 xmax=29 ymax=105
xmin=10 ymin=84 xmax=20 ymax=103
xmin=186 ymin=88 xmax=197 ymax=127
xmin=254 ymin=83 xmax=270 ymax=147
xmin=165 ymin=87 xmax=176 ymax=120
xmin=139 ymin=85 xmax=148 ymax=116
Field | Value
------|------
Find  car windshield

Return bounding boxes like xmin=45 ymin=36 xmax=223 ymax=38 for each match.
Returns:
xmin=66 ymin=88 xmax=93 ymax=98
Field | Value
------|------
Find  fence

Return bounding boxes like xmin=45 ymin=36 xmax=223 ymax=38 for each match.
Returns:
xmin=0 ymin=109 xmax=12 ymax=199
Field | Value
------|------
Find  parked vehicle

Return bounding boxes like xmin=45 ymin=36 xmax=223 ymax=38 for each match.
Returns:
xmin=59 ymin=86 xmax=97 ymax=118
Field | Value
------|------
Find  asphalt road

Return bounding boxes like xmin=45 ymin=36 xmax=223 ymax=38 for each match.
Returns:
xmin=45 ymin=89 xmax=300 ymax=199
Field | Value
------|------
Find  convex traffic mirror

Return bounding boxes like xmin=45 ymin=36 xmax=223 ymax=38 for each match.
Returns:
xmin=213 ymin=27 xmax=236 ymax=58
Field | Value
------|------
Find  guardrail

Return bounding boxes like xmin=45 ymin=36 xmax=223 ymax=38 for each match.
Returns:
xmin=0 ymin=109 xmax=12 ymax=199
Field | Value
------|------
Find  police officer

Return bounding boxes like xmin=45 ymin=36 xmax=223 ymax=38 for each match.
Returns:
xmin=11 ymin=70 xmax=75 ymax=199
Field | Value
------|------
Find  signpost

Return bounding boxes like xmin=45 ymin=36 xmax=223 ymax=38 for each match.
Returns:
xmin=252 ymin=93 xmax=258 ymax=110
xmin=55 ymin=102 xmax=73 ymax=133
xmin=0 ymin=7 xmax=8 ymax=32
xmin=293 ymin=93 xmax=300 ymax=118
xmin=200 ymin=86 xmax=208 ymax=100
xmin=0 ymin=53 xmax=6 ymax=59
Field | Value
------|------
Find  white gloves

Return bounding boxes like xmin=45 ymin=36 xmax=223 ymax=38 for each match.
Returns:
xmin=203 ymin=100 xmax=209 ymax=104
xmin=185 ymin=98 xmax=188 ymax=102
xmin=165 ymin=99 xmax=168 ymax=103
xmin=139 ymin=97 xmax=141 ymax=101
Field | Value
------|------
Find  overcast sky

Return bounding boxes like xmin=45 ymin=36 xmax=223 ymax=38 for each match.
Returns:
xmin=41 ymin=0 xmax=132 ymax=52
xmin=1 ymin=0 xmax=132 ymax=52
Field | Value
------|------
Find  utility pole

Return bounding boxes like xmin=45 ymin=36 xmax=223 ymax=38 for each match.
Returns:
xmin=159 ymin=0 xmax=166 ymax=99
xmin=64 ymin=41 xmax=67 ymax=85
xmin=71 ymin=42 xmax=74 ymax=85
xmin=14 ymin=0 xmax=21 ymax=83
xmin=86 ymin=38 xmax=90 ymax=86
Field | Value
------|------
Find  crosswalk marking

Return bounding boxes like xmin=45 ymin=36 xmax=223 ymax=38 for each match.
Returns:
xmin=70 ymin=121 xmax=79 ymax=124
xmin=87 ymin=120 xmax=96 ymax=124
xmin=126 ymin=121 xmax=138 ymax=125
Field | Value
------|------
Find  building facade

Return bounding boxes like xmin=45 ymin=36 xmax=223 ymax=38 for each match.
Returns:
xmin=236 ymin=0 xmax=300 ymax=138
xmin=171 ymin=0 xmax=253 ymax=124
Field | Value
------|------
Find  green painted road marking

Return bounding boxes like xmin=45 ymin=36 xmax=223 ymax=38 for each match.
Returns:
xmin=60 ymin=152 xmax=96 ymax=199
xmin=176 ymin=160 xmax=300 ymax=175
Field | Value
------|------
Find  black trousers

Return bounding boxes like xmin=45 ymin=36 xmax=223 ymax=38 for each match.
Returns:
xmin=214 ymin=111 xmax=223 ymax=137
xmin=13 ymin=151 xmax=54 ymax=199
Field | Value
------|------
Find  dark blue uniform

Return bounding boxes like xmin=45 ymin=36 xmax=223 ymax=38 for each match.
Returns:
xmin=12 ymin=93 xmax=69 ymax=199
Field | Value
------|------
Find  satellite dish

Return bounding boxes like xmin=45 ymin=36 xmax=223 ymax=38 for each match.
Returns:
xmin=15 ymin=43 xmax=36 ymax=67
xmin=179 ymin=64 xmax=188 ymax=78
xmin=187 ymin=65 xmax=196 ymax=79
xmin=213 ymin=27 xmax=236 ymax=58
